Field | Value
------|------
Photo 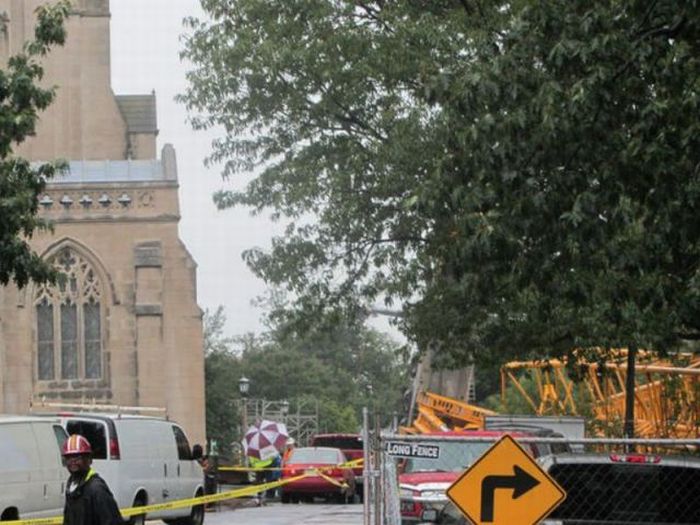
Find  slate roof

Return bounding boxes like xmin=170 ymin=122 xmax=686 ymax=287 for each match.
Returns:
xmin=115 ymin=93 xmax=158 ymax=134
xmin=45 ymin=160 xmax=174 ymax=184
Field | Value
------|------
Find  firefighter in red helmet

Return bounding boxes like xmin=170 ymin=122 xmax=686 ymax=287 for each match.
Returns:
xmin=62 ymin=434 xmax=123 ymax=525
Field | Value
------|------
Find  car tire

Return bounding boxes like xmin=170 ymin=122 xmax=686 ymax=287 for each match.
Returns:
xmin=281 ymin=492 xmax=290 ymax=504
xmin=174 ymin=503 xmax=204 ymax=525
xmin=165 ymin=491 xmax=204 ymax=525
xmin=127 ymin=496 xmax=146 ymax=525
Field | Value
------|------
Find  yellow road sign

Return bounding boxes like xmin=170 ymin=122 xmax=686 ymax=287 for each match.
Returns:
xmin=446 ymin=434 xmax=566 ymax=525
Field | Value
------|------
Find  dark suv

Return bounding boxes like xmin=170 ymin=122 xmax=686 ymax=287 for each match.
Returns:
xmin=428 ymin=452 xmax=700 ymax=525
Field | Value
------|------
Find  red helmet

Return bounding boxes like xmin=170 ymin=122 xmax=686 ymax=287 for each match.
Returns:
xmin=62 ymin=434 xmax=92 ymax=456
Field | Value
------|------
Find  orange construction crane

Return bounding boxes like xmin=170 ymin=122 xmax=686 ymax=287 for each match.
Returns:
xmin=501 ymin=350 xmax=700 ymax=438
xmin=401 ymin=391 xmax=498 ymax=434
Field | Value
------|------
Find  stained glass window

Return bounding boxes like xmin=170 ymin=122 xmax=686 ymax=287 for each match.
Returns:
xmin=37 ymin=299 xmax=54 ymax=380
xmin=61 ymin=302 xmax=78 ymax=379
xmin=35 ymin=247 xmax=104 ymax=381
xmin=84 ymin=301 xmax=101 ymax=379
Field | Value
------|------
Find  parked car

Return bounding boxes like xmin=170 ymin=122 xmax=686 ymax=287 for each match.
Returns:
xmin=48 ymin=412 xmax=205 ymax=525
xmin=424 ymin=452 xmax=700 ymax=525
xmin=280 ymin=446 xmax=356 ymax=503
xmin=0 ymin=415 xmax=68 ymax=521
xmin=311 ymin=432 xmax=364 ymax=500
xmin=399 ymin=429 xmax=568 ymax=523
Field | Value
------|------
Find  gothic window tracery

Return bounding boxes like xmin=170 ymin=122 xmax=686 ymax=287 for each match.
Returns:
xmin=34 ymin=247 xmax=103 ymax=381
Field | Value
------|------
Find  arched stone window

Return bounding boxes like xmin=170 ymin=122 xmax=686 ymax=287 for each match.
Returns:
xmin=34 ymin=247 xmax=103 ymax=381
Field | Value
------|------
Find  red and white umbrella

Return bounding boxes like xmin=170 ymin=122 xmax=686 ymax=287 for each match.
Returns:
xmin=242 ymin=419 xmax=289 ymax=461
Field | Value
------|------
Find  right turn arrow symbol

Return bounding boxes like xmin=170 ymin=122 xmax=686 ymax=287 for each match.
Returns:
xmin=480 ymin=465 xmax=540 ymax=522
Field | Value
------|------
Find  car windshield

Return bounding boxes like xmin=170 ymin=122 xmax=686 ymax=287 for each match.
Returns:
xmin=313 ymin=436 xmax=363 ymax=449
xmin=289 ymin=448 xmax=339 ymax=464
xmin=404 ymin=442 xmax=491 ymax=473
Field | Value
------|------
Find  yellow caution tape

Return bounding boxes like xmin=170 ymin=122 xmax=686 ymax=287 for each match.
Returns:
xmin=2 ymin=519 xmax=62 ymax=525
xmin=218 ymin=457 xmax=364 ymax=472
xmin=11 ymin=458 xmax=367 ymax=525
xmin=5 ymin=474 xmax=309 ymax=525
xmin=120 ymin=474 xmax=308 ymax=516
xmin=313 ymin=469 xmax=349 ymax=489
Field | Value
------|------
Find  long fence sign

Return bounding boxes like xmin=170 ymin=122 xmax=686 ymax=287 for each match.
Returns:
xmin=384 ymin=441 xmax=440 ymax=459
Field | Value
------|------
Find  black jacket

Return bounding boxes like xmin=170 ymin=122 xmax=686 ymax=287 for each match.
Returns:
xmin=64 ymin=470 xmax=123 ymax=525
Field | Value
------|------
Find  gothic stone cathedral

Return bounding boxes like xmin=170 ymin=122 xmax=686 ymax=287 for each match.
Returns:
xmin=0 ymin=0 xmax=205 ymax=444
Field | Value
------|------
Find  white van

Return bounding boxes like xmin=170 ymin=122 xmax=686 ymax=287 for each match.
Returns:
xmin=55 ymin=413 xmax=205 ymax=525
xmin=0 ymin=415 xmax=68 ymax=521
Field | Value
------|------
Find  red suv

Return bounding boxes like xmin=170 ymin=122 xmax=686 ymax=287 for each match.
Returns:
xmin=398 ymin=429 xmax=564 ymax=523
xmin=310 ymin=433 xmax=364 ymax=501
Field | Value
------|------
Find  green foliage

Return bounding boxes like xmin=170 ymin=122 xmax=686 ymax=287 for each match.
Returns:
xmin=181 ymin=1 xmax=700 ymax=367
xmin=203 ymin=307 xmax=241 ymax=455
xmin=300 ymin=395 xmax=359 ymax=434
xmin=483 ymin=375 xmax=538 ymax=415
xmin=239 ymin=313 xmax=410 ymax=429
xmin=0 ymin=0 xmax=70 ymax=287
xmin=203 ymin=306 xmax=409 ymax=447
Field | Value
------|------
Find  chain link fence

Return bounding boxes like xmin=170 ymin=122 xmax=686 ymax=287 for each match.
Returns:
xmin=364 ymin=432 xmax=700 ymax=525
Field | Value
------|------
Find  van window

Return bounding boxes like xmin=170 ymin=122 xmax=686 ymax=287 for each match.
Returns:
xmin=53 ymin=424 xmax=68 ymax=450
xmin=172 ymin=426 xmax=192 ymax=460
xmin=65 ymin=420 xmax=107 ymax=459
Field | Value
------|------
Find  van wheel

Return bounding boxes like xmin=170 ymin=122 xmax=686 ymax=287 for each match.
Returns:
xmin=127 ymin=496 xmax=146 ymax=525
xmin=177 ymin=503 xmax=204 ymax=525
xmin=1 ymin=508 xmax=20 ymax=521
xmin=129 ymin=514 xmax=145 ymax=525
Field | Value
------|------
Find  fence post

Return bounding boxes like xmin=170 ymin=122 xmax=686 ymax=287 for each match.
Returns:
xmin=375 ymin=414 xmax=382 ymax=525
xmin=362 ymin=407 xmax=371 ymax=525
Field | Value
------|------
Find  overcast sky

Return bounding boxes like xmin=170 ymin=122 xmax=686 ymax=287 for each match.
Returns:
xmin=109 ymin=1 xmax=400 ymax=341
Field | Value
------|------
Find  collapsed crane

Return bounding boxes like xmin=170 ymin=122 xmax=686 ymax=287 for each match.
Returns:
xmin=400 ymin=390 xmax=497 ymax=434
xmin=500 ymin=349 xmax=700 ymax=438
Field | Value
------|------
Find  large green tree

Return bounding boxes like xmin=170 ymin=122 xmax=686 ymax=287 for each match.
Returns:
xmin=0 ymin=0 xmax=70 ymax=287
xmin=181 ymin=1 xmax=700 ymax=365
xmin=203 ymin=306 xmax=241 ymax=454
xmin=239 ymin=313 xmax=410 ymax=431
xmin=203 ymin=305 xmax=409 ymax=445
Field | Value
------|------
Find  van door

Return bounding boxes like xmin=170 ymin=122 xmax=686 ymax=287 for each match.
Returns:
xmin=63 ymin=418 xmax=126 ymax=507
xmin=141 ymin=420 xmax=183 ymax=518
xmin=171 ymin=425 xmax=201 ymax=504
xmin=123 ymin=419 xmax=170 ymax=509
xmin=32 ymin=422 xmax=67 ymax=515
xmin=0 ymin=422 xmax=43 ymax=517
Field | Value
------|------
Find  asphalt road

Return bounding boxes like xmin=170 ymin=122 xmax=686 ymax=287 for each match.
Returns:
xmin=200 ymin=502 xmax=363 ymax=525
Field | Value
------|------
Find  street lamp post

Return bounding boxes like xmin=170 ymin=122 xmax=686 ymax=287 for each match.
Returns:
xmin=239 ymin=376 xmax=250 ymax=439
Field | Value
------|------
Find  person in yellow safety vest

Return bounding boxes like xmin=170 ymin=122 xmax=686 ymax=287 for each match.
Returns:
xmin=249 ymin=454 xmax=276 ymax=505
